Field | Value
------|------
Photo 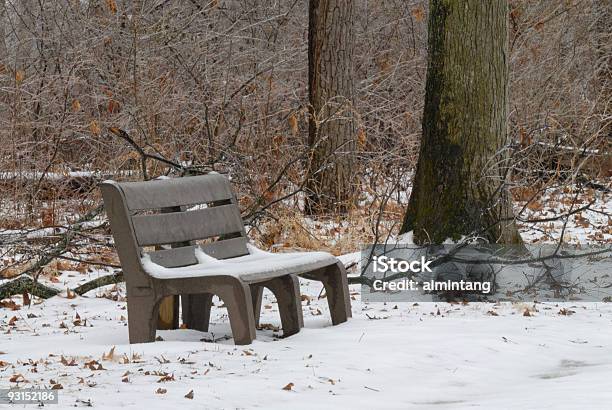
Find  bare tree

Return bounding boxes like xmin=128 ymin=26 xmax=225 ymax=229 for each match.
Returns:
xmin=306 ymin=0 xmax=356 ymax=213
xmin=400 ymin=0 xmax=522 ymax=244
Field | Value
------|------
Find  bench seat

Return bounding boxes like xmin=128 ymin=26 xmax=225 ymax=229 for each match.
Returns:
xmin=143 ymin=244 xmax=337 ymax=283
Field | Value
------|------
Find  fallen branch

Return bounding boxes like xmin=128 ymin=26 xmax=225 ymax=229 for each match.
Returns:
xmin=9 ymin=205 xmax=104 ymax=281
xmin=0 ymin=276 xmax=60 ymax=299
xmin=73 ymin=272 xmax=124 ymax=296
xmin=0 ymin=272 xmax=125 ymax=300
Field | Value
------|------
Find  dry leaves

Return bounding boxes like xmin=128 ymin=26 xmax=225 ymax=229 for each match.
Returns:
xmin=102 ymin=346 xmax=116 ymax=361
xmin=0 ymin=300 xmax=20 ymax=310
xmin=282 ymin=382 xmax=294 ymax=391
xmin=84 ymin=360 xmax=105 ymax=371
xmin=15 ymin=70 xmax=25 ymax=84
xmin=288 ymin=113 xmax=299 ymax=135
xmin=411 ymin=7 xmax=425 ymax=22
xmin=60 ymin=356 xmax=77 ymax=366
xmin=157 ymin=373 xmax=175 ymax=383
xmin=89 ymin=120 xmax=101 ymax=136
xmin=106 ymin=0 xmax=117 ymax=14
xmin=9 ymin=373 xmax=26 ymax=383
xmin=66 ymin=288 xmax=77 ymax=299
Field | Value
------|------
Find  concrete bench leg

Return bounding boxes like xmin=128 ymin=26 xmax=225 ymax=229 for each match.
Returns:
xmin=182 ymin=293 xmax=214 ymax=332
xmin=265 ymin=275 xmax=303 ymax=337
xmin=251 ymin=285 xmax=264 ymax=327
xmin=127 ymin=294 xmax=160 ymax=344
xmin=307 ymin=262 xmax=352 ymax=325
xmin=217 ymin=279 xmax=256 ymax=345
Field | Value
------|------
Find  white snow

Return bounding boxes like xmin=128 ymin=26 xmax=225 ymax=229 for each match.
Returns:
xmin=2 ymin=276 xmax=612 ymax=409
xmin=1 ymin=184 xmax=610 ymax=409
xmin=141 ymin=243 xmax=337 ymax=281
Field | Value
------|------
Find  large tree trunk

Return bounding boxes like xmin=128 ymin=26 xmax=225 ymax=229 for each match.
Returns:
xmin=306 ymin=0 xmax=356 ymax=214
xmin=400 ymin=0 xmax=521 ymax=244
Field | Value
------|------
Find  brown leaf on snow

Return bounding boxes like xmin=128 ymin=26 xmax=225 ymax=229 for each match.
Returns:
xmin=157 ymin=373 xmax=175 ymax=383
xmin=154 ymin=355 xmax=170 ymax=364
xmin=84 ymin=360 xmax=105 ymax=371
xmin=0 ymin=299 xmax=20 ymax=310
xmin=184 ymin=390 xmax=194 ymax=399
xmin=77 ymin=377 xmax=97 ymax=387
xmin=102 ymin=346 xmax=116 ymax=361
xmin=60 ymin=356 xmax=77 ymax=366
xmin=282 ymin=382 xmax=294 ymax=391
xmin=487 ymin=310 xmax=499 ymax=316
xmin=155 ymin=388 xmax=167 ymax=394
xmin=122 ymin=377 xmax=129 ymax=383
xmin=523 ymin=309 xmax=532 ymax=317
xmin=257 ymin=323 xmax=280 ymax=332
xmin=9 ymin=374 xmax=26 ymax=383
xmin=51 ymin=383 xmax=63 ymax=390
xmin=8 ymin=316 xmax=18 ymax=326
xmin=558 ymin=308 xmax=575 ymax=316
xmin=0 ymin=360 xmax=10 ymax=367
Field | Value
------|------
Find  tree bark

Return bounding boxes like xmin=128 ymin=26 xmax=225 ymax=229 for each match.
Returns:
xmin=400 ymin=0 xmax=522 ymax=244
xmin=306 ymin=0 xmax=356 ymax=214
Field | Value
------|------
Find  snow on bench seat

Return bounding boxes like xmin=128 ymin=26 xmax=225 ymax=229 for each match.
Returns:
xmin=141 ymin=243 xmax=338 ymax=283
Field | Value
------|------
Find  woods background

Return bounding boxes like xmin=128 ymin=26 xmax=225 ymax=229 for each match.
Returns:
xmin=0 ymin=0 xmax=610 ymax=264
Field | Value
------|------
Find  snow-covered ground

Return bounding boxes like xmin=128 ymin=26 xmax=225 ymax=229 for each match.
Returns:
xmin=2 ymin=275 xmax=612 ymax=409
xmin=1 ymin=183 xmax=610 ymax=409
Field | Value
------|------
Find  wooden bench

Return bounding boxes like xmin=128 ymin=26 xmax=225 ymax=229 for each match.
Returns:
xmin=100 ymin=174 xmax=351 ymax=345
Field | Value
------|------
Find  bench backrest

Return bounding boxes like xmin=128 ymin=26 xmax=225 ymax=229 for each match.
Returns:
xmin=100 ymin=175 xmax=249 ymax=283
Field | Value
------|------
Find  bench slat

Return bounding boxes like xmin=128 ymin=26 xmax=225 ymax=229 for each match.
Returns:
xmin=119 ymin=174 xmax=233 ymax=210
xmin=132 ymin=205 xmax=244 ymax=246
xmin=148 ymin=238 xmax=249 ymax=268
